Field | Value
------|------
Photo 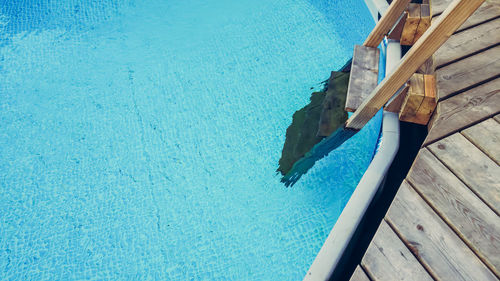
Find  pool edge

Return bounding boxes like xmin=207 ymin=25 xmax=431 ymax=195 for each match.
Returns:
xmin=303 ymin=2 xmax=400 ymax=279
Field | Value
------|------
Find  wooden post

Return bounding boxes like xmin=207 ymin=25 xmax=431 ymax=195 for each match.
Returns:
xmin=364 ymin=0 xmax=413 ymax=47
xmin=400 ymin=3 xmax=421 ymax=45
xmin=346 ymin=0 xmax=486 ymax=130
xmin=399 ymin=74 xmax=437 ymax=125
xmin=414 ymin=4 xmax=432 ymax=43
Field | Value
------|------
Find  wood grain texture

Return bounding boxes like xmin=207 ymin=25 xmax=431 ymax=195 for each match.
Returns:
xmin=408 ymin=149 xmax=500 ymax=276
xmin=401 ymin=4 xmax=421 ymax=45
xmin=361 ymin=220 xmax=433 ymax=281
xmin=350 ymin=266 xmax=371 ymax=281
xmin=400 ymin=74 xmax=425 ymax=122
xmin=364 ymin=0 xmax=413 ymax=47
xmin=413 ymin=74 xmax=438 ymax=125
xmin=346 ymin=0 xmax=487 ymax=130
xmin=386 ymin=181 xmax=498 ymax=281
xmin=436 ymin=45 xmax=500 ymax=100
xmin=434 ymin=0 xmax=500 ymax=32
xmin=462 ymin=118 xmax=500 ymax=164
xmin=345 ymin=45 xmax=379 ymax=112
xmin=424 ymin=78 xmax=500 ymax=145
xmin=413 ymin=4 xmax=431 ymax=44
xmin=435 ymin=17 xmax=500 ymax=68
xmin=428 ymin=133 xmax=500 ymax=215
xmin=494 ymin=114 xmax=500 ymax=123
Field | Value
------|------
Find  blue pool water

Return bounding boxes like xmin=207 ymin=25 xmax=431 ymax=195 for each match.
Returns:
xmin=0 ymin=0 xmax=379 ymax=279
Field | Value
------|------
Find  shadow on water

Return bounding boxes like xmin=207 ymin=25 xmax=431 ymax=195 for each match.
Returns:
xmin=277 ymin=60 xmax=356 ymax=186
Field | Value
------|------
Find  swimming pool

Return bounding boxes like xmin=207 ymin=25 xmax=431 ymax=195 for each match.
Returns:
xmin=0 ymin=0 xmax=379 ymax=279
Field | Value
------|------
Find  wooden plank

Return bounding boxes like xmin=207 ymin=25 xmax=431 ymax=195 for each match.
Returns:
xmin=400 ymin=74 xmax=425 ymax=122
xmin=460 ymin=0 xmax=500 ymax=31
xmin=364 ymin=0 xmax=413 ymax=48
xmin=495 ymin=114 xmax=500 ymax=123
xmin=386 ymin=181 xmax=498 ymax=281
xmin=401 ymin=4 xmax=421 ymax=45
xmin=408 ymin=149 xmax=500 ymax=276
xmin=345 ymin=45 xmax=379 ymax=112
xmin=436 ymin=45 xmax=500 ymax=100
xmin=346 ymin=0 xmax=487 ymax=130
xmin=434 ymin=0 xmax=500 ymax=32
xmin=361 ymin=220 xmax=434 ymax=281
xmin=350 ymin=266 xmax=371 ymax=281
xmin=413 ymin=4 xmax=431 ymax=44
xmin=424 ymin=78 xmax=500 ymax=145
xmin=462 ymin=118 xmax=500 ymax=164
xmin=428 ymin=133 xmax=500 ymax=215
xmin=435 ymin=17 xmax=500 ymax=68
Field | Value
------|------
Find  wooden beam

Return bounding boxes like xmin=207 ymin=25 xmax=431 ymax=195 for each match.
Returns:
xmin=400 ymin=74 xmax=425 ymax=122
xmin=346 ymin=0 xmax=486 ymax=130
xmin=402 ymin=74 xmax=437 ymax=125
xmin=413 ymin=4 xmax=432 ymax=44
xmin=416 ymin=74 xmax=438 ymax=124
xmin=364 ymin=0 xmax=413 ymax=47
xmin=401 ymin=3 xmax=422 ymax=45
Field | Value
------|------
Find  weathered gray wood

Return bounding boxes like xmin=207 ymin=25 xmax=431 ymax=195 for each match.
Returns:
xmin=436 ymin=45 xmax=500 ymax=100
xmin=462 ymin=118 xmax=500 ymax=164
xmin=386 ymin=181 xmax=498 ymax=281
xmin=494 ymin=114 xmax=500 ymax=123
xmin=408 ymin=149 xmax=500 ymax=276
xmin=361 ymin=220 xmax=434 ymax=281
xmin=435 ymin=17 xmax=500 ymax=68
xmin=350 ymin=266 xmax=371 ymax=281
xmin=345 ymin=45 xmax=379 ymax=112
xmin=433 ymin=0 xmax=500 ymax=31
xmin=424 ymin=78 xmax=500 ymax=145
xmin=428 ymin=133 xmax=500 ymax=215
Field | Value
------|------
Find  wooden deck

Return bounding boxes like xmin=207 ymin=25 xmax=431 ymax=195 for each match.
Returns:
xmin=350 ymin=1 xmax=500 ymax=280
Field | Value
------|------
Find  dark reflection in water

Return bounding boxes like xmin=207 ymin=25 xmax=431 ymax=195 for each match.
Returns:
xmin=278 ymin=68 xmax=351 ymax=186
